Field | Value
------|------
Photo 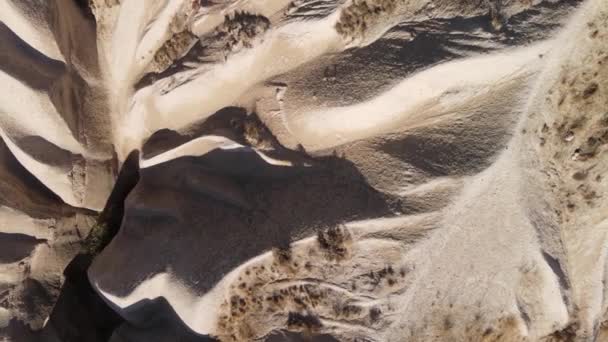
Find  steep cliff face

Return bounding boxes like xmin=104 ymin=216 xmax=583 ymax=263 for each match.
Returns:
xmin=1 ymin=0 xmax=607 ymax=341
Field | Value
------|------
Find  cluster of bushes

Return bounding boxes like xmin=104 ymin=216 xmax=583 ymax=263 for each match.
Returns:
xmin=216 ymin=11 xmax=271 ymax=53
xmin=317 ymin=224 xmax=350 ymax=260
xmin=152 ymin=30 xmax=198 ymax=73
xmin=335 ymin=0 xmax=397 ymax=40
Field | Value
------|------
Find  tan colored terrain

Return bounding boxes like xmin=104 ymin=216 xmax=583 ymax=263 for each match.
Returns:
xmin=1 ymin=0 xmax=607 ymax=341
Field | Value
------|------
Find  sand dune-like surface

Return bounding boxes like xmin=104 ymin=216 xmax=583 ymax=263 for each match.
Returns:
xmin=1 ymin=0 xmax=607 ymax=341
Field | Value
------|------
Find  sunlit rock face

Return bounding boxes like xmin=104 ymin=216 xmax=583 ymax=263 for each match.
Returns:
xmin=1 ymin=0 xmax=608 ymax=341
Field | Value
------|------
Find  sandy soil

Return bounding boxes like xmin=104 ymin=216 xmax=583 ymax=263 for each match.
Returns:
xmin=1 ymin=0 xmax=607 ymax=341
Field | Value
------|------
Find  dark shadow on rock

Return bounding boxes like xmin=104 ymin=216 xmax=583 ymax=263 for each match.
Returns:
xmin=108 ymin=297 xmax=218 ymax=342
xmin=0 ymin=318 xmax=39 ymax=342
xmin=141 ymin=129 xmax=192 ymax=160
xmin=0 ymin=137 xmax=86 ymax=219
xmin=0 ymin=232 xmax=47 ymax=263
xmin=265 ymin=330 xmax=340 ymax=342
xmin=0 ymin=22 xmax=66 ymax=90
xmin=141 ymin=107 xmax=247 ymax=159
xmin=142 ymin=107 xmax=314 ymax=170
xmin=16 ymin=136 xmax=78 ymax=171
xmin=43 ymin=150 xmax=141 ymax=342
xmin=96 ymin=150 xmax=142 ymax=245
xmin=92 ymin=147 xmax=399 ymax=302
xmin=11 ymin=278 xmax=58 ymax=330
xmin=43 ymin=254 xmax=124 ymax=342
xmin=541 ymin=250 xmax=571 ymax=299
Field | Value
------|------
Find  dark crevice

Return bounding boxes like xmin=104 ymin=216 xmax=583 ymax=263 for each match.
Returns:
xmin=42 ymin=150 xmax=141 ymax=342
xmin=516 ymin=298 xmax=531 ymax=331
xmin=541 ymin=249 xmax=573 ymax=317
xmin=542 ymin=250 xmax=571 ymax=292
xmin=0 ymin=233 xmax=47 ymax=263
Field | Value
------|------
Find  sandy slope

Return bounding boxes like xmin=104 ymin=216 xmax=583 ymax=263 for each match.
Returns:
xmin=88 ymin=0 xmax=606 ymax=340
xmin=2 ymin=0 xmax=607 ymax=341
xmin=285 ymin=41 xmax=549 ymax=151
